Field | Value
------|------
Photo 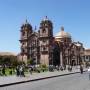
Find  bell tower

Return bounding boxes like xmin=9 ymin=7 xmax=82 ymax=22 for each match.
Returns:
xmin=19 ymin=20 xmax=33 ymax=63
xmin=39 ymin=16 xmax=53 ymax=65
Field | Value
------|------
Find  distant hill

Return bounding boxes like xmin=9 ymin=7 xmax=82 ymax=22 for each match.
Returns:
xmin=0 ymin=52 xmax=17 ymax=56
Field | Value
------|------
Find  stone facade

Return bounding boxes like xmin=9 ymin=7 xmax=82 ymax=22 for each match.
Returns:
xmin=54 ymin=27 xmax=84 ymax=66
xmin=84 ymin=49 xmax=90 ymax=62
xmin=19 ymin=17 xmax=84 ymax=66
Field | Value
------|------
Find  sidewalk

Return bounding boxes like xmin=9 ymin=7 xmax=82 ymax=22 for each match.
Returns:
xmin=0 ymin=67 xmax=87 ymax=87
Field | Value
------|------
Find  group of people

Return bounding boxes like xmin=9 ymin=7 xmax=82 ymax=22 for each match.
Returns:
xmin=48 ymin=65 xmax=71 ymax=72
xmin=1 ymin=64 xmax=90 ymax=81
xmin=16 ymin=65 xmax=25 ymax=77
xmin=12 ymin=64 xmax=90 ymax=81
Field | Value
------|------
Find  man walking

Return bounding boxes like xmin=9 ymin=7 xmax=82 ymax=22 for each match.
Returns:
xmin=80 ymin=65 xmax=83 ymax=74
xmin=88 ymin=67 xmax=90 ymax=80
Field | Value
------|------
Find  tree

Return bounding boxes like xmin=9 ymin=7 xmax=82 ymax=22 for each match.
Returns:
xmin=0 ymin=55 xmax=19 ymax=67
xmin=27 ymin=58 xmax=35 ymax=65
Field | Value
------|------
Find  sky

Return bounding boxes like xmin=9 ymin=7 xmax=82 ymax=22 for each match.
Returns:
xmin=0 ymin=0 xmax=90 ymax=54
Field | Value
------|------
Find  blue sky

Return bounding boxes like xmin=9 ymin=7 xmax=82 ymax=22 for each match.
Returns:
xmin=0 ymin=0 xmax=90 ymax=54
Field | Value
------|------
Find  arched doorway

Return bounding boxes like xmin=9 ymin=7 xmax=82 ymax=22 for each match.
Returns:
xmin=71 ymin=59 xmax=76 ymax=66
xmin=53 ymin=42 xmax=60 ymax=66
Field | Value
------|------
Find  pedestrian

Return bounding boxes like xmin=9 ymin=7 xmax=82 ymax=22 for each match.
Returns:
xmin=80 ymin=65 xmax=83 ymax=74
xmin=20 ymin=65 xmax=25 ymax=77
xmin=29 ymin=67 xmax=33 ymax=75
xmin=88 ymin=67 xmax=90 ymax=80
xmin=0 ymin=67 xmax=2 ymax=76
xmin=56 ymin=65 xmax=59 ymax=71
xmin=68 ymin=65 xmax=72 ymax=72
xmin=9 ymin=69 xmax=12 ymax=75
xmin=16 ymin=66 xmax=20 ymax=76
xmin=60 ymin=66 xmax=63 ymax=71
xmin=2 ymin=66 xmax=6 ymax=76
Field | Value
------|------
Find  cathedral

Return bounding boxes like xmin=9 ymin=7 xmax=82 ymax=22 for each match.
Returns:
xmin=19 ymin=16 xmax=84 ymax=66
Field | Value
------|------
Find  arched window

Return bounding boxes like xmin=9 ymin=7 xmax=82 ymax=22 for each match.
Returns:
xmin=22 ymin=49 xmax=25 ymax=53
xmin=42 ymin=29 xmax=46 ymax=33
xmin=43 ymin=39 xmax=46 ymax=43
xmin=43 ymin=47 xmax=46 ymax=51
xmin=22 ymin=32 xmax=25 ymax=36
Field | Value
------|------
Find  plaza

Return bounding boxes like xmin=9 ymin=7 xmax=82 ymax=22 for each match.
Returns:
xmin=0 ymin=67 xmax=88 ymax=90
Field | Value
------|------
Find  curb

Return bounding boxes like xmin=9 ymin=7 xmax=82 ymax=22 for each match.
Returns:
xmin=0 ymin=70 xmax=87 ymax=87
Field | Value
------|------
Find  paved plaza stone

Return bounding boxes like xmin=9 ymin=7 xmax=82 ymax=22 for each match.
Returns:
xmin=0 ymin=67 xmax=87 ymax=86
xmin=0 ymin=70 xmax=90 ymax=90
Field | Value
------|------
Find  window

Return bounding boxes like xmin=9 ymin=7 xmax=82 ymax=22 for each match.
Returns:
xmin=71 ymin=51 xmax=74 ymax=55
xmin=45 ymin=24 xmax=48 ymax=27
xmin=43 ymin=40 xmax=46 ymax=43
xmin=43 ymin=47 xmax=46 ymax=51
xmin=38 ymin=30 xmax=40 ymax=33
xmin=42 ymin=29 xmax=46 ymax=33
xmin=22 ymin=42 xmax=24 ymax=45
xmin=86 ymin=56 xmax=88 ymax=59
xmin=22 ymin=49 xmax=25 ymax=53
xmin=22 ymin=32 xmax=25 ymax=36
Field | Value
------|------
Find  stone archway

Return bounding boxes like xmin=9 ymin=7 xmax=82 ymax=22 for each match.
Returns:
xmin=53 ymin=42 xmax=60 ymax=66
xmin=71 ymin=59 xmax=76 ymax=66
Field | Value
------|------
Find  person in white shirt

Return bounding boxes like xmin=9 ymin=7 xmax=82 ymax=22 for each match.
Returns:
xmin=88 ymin=67 xmax=90 ymax=80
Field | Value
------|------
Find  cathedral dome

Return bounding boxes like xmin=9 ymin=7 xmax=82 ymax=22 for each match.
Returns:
xmin=55 ymin=26 xmax=71 ymax=39
xmin=0 ymin=52 xmax=16 ymax=56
